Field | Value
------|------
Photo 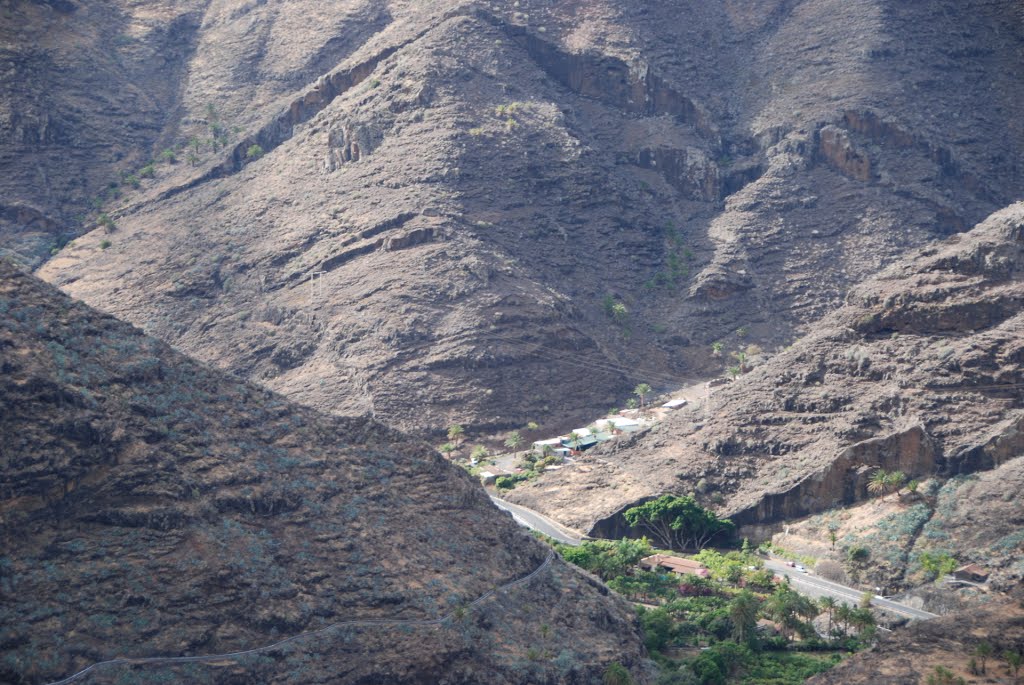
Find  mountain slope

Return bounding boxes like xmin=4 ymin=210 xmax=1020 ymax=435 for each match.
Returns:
xmin=508 ymin=203 xmax=1024 ymax=560
xmin=0 ymin=258 xmax=645 ymax=685
xmin=25 ymin=0 xmax=1024 ymax=432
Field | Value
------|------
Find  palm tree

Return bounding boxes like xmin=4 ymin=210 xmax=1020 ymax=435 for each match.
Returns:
xmin=438 ymin=442 xmax=456 ymax=459
xmin=470 ymin=445 xmax=489 ymax=464
xmin=887 ymin=470 xmax=906 ymax=494
xmin=633 ymin=383 xmax=651 ymax=410
xmin=504 ymin=431 xmax=523 ymax=459
xmin=566 ymin=431 xmax=582 ymax=452
xmin=819 ymin=597 xmax=837 ymax=638
xmin=728 ymin=590 xmax=761 ymax=645
xmin=835 ymin=603 xmax=853 ymax=637
xmin=868 ymin=468 xmax=890 ymax=495
xmin=975 ymin=641 xmax=993 ymax=675
xmin=447 ymin=424 xmax=464 ymax=448
xmin=1004 ymin=650 xmax=1022 ymax=683
xmin=711 ymin=341 xmax=724 ymax=357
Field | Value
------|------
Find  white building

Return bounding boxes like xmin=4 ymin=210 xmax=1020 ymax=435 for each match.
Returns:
xmin=596 ymin=416 xmax=642 ymax=433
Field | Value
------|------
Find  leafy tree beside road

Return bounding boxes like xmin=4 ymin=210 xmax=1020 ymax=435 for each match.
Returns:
xmin=623 ymin=495 xmax=734 ymax=551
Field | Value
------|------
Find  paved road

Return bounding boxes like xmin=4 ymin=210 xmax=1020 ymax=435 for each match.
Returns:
xmin=490 ymin=496 xmax=582 ymax=546
xmin=486 ymin=501 xmax=937 ymax=621
xmin=764 ymin=559 xmax=938 ymax=621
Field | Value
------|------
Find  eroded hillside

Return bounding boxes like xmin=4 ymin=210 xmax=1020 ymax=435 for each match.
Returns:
xmin=0 ymin=259 xmax=645 ymax=685
xmin=14 ymin=0 xmax=1021 ymax=432
xmin=508 ymin=203 xmax=1024 ymax=572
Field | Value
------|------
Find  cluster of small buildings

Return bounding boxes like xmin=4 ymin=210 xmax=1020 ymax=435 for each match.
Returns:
xmin=529 ymin=416 xmax=643 ymax=456
xmin=528 ymin=399 xmax=690 ymax=457
xmin=480 ymin=398 xmax=690 ymax=486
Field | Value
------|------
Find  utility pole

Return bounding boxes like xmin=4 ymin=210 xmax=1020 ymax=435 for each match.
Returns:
xmin=308 ymin=270 xmax=326 ymax=306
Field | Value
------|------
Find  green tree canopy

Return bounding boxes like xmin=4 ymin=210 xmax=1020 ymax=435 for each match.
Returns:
xmin=623 ymin=495 xmax=734 ymax=551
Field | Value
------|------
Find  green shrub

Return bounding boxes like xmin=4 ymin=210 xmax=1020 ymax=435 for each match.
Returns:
xmin=99 ymin=240 xmax=111 ymax=250
xmin=602 ymin=662 xmax=633 ymax=685
xmin=246 ymin=144 xmax=265 ymax=160
xmin=138 ymin=164 xmax=155 ymax=179
xmin=848 ymin=546 xmax=870 ymax=563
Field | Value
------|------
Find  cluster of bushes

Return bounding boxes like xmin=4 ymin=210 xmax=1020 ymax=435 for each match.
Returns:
xmin=553 ymin=537 xmax=878 ymax=685
xmin=644 ymin=223 xmax=694 ymax=291
xmin=82 ymin=102 xmax=247 ymax=235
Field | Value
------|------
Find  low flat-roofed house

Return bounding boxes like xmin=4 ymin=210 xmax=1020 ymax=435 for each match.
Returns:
xmin=662 ymin=399 xmax=688 ymax=410
xmin=596 ymin=416 xmax=642 ymax=433
xmin=479 ymin=471 xmax=498 ymax=486
xmin=562 ymin=429 xmax=598 ymax=451
xmin=953 ymin=564 xmax=990 ymax=583
xmin=639 ymin=554 xmax=709 ymax=577
xmin=532 ymin=437 xmax=564 ymax=452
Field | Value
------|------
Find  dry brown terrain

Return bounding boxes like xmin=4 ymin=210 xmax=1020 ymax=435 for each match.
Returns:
xmin=2 ymin=0 xmax=1017 ymax=434
xmin=0 ymin=259 xmax=646 ymax=684
xmin=509 ymin=203 xmax=1024 ymax=562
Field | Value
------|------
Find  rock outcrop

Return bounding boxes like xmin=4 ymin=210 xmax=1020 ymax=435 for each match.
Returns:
xmin=0 ymin=259 xmax=645 ymax=685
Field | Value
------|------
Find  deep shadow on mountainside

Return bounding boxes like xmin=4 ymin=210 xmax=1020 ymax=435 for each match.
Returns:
xmin=2 ymin=0 xmax=1019 ymax=432
xmin=508 ymin=202 xmax=1024 ymax=592
xmin=0 ymin=259 xmax=646 ymax=685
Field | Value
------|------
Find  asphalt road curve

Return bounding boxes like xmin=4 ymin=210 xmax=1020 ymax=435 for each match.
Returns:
xmin=764 ymin=559 xmax=938 ymax=621
xmin=489 ymin=496 xmax=583 ymax=546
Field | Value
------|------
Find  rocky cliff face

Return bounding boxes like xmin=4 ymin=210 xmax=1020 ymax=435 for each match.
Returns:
xmin=8 ymin=0 xmax=1019 ymax=433
xmin=508 ymin=204 xmax=1024 ymax=552
xmin=0 ymin=259 xmax=645 ymax=685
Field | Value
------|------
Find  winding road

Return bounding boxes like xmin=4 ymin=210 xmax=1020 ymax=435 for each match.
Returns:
xmin=42 ymin=550 xmax=555 ymax=685
xmin=490 ymin=496 xmax=583 ymax=546
xmin=487 ymin=498 xmax=937 ymax=622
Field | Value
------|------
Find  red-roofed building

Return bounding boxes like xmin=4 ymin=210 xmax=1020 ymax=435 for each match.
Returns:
xmin=640 ymin=554 xmax=709 ymax=577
